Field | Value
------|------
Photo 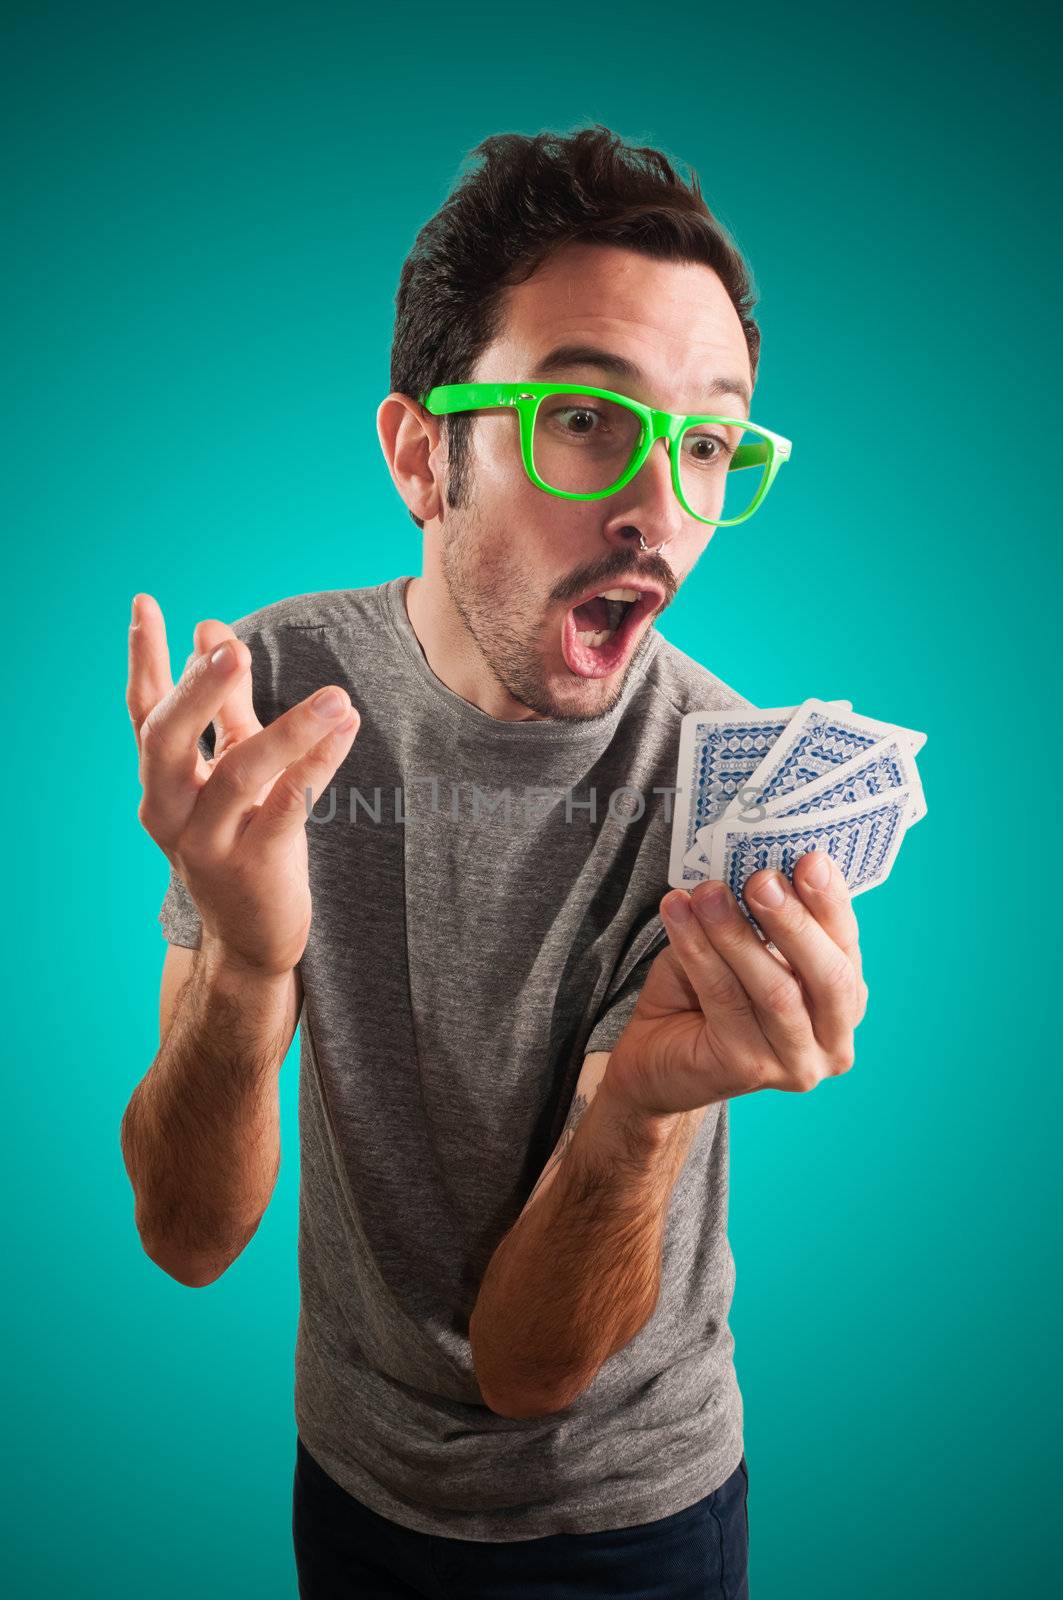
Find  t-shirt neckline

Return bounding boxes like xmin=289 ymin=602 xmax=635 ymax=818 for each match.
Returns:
xmin=378 ymin=575 xmax=661 ymax=744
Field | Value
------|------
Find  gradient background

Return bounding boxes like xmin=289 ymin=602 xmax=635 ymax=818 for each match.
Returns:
xmin=5 ymin=0 xmax=1060 ymax=1594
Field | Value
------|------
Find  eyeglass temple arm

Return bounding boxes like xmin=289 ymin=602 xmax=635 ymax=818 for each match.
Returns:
xmin=732 ymin=441 xmax=767 ymax=472
xmin=421 ymin=388 xmax=791 ymax=472
xmin=731 ymin=437 xmax=792 ymax=471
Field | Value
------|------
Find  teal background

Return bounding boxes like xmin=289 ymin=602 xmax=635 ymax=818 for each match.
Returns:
xmin=6 ymin=0 xmax=1060 ymax=1593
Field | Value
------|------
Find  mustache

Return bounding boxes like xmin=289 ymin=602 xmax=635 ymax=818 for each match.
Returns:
xmin=557 ymin=556 xmax=674 ymax=608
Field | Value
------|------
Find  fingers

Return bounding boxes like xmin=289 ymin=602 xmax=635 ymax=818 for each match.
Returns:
xmin=790 ymin=849 xmax=867 ymax=1011
xmin=738 ymin=861 xmax=862 ymax=1071
xmin=192 ymin=618 xmax=263 ymax=757
xmin=249 ymin=707 xmax=362 ymax=842
xmin=127 ymin=594 xmax=175 ymax=751
xmin=136 ymin=627 xmax=256 ymax=847
xmin=183 ymin=686 xmax=360 ymax=854
xmin=681 ymin=879 xmax=823 ymax=1085
xmin=659 ymin=889 xmax=778 ymax=1089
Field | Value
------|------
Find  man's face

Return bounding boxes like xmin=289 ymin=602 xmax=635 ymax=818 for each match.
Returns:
xmin=431 ymin=241 xmax=754 ymax=722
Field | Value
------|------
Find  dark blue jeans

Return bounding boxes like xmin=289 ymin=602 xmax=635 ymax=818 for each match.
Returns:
xmin=293 ymin=1433 xmax=750 ymax=1598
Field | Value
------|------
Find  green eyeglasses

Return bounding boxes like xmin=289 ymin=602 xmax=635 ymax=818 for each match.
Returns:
xmin=419 ymin=381 xmax=793 ymax=528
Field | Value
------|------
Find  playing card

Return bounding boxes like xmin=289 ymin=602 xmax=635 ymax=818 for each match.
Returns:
xmin=669 ymin=671 xmax=928 ymax=944
xmin=668 ymin=699 xmax=853 ymax=891
xmin=706 ymin=730 xmax=927 ymax=838
xmin=719 ymin=699 xmax=927 ymax=825
xmin=707 ymin=784 xmax=913 ymax=939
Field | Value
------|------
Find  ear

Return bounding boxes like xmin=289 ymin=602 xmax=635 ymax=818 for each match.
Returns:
xmin=376 ymin=393 xmax=445 ymax=524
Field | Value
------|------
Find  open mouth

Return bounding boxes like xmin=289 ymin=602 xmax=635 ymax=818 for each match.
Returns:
xmin=560 ymin=586 xmax=658 ymax=680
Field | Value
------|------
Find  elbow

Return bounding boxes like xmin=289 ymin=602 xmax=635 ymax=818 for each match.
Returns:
xmin=478 ymin=1380 xmax=568 ymax=1420
xmin=139 ymin=1234 xmax=235 ymax=1289
xmin=132 ymin=1205 xmax=260 ymax=1290
xmin=161 ymin=1265 xmax=217 ymax=1290
xmin=469 ymin=1316 xmax=540 ymax=1418
xmin=479 ymin=1386 xmax=571 ymax=1420
xmin=471 ymin=1329 xmax=588 ymax=1419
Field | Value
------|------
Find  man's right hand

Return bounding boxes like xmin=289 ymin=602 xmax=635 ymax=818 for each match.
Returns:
xmin=127 ymin=593 xmax=360 ymax=977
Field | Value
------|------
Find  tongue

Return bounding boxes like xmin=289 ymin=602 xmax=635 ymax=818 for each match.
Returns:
xmin=573 ymin=596 xmax=610 ymax=631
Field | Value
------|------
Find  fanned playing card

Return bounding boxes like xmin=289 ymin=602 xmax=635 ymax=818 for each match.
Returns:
xmin=719 ymin=699 xmax=926 ymax=824
xmin=688 ymin=732 xmax=926 ymax=870
xmin=708 ymin=785 xmax=913 ymax=939
xmin=668 ymin=693 xmax=927 ymax=908
xmin=667 ymin=699 xmax=853 ymax=890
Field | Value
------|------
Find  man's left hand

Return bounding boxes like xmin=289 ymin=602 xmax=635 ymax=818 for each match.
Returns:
xmin=606 ymin=852 xmax=869 ymax=1119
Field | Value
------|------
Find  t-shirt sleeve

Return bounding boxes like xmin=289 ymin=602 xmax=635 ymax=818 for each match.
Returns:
xmin=158 ymin=862 xmax=205 ymax=949
xmin=584 ymin=913 xmax=669 ymax=1056
xmin=153 ymin=615 xmax=275 ymax=950
xmin=157 ymin=719 xmax=215 ymax=948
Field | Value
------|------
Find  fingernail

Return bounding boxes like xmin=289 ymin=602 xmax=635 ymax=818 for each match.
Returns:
xmin=805 ymin=852 xmax=831 ymax=889
xmin=312 ymin=687 xmax=347 ymax=718
xmin=750 ymin=873 xmax=785 ymax=908
xmin=663 ymin=893 xmax=691 ymax=925
xmin=693 ymin=884 xmax=732 ymax=923
xmin=211 ymin=642 xmax=234 ymax=670
xmin=130 ymin=595 xmax=139 ymax=624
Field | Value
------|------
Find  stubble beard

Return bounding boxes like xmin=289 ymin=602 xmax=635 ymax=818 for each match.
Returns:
xmin=439 ymin=500 xmax=652 ymax=724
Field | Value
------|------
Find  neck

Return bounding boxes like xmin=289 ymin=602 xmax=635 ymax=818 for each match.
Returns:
xmin=402 ymin=558 xmax=548 ymax=723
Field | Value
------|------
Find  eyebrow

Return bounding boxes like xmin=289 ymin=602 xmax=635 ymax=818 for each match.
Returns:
xmin=529 ymin=342 xmax=752 ymax=413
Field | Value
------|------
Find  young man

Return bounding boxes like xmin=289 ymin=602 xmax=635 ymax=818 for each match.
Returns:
xmin=123 ymin=124 xmax=865 ymax=1598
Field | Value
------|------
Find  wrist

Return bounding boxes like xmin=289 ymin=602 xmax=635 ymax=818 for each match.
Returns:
xmin=198 ymin=934 xmax=296 ymax=992
xmin=601 ymin=1051 xmax=712 ymax=1159
xmin=598 ymin=1065 xmax=686 ymax=1152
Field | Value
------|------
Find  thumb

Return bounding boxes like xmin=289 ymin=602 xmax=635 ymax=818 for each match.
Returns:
xmin=630 ymin=933 xmax=700 ymax=1021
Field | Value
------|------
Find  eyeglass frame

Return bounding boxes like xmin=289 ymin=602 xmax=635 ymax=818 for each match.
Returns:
xmin=418 ymin=380 xmax=793 ymax=528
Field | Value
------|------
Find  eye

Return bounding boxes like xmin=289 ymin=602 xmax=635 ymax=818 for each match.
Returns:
xmin=550 ymin=405 xmax=607 ymax=435
xmin=683 ymin=430 xmax=733 ymax=465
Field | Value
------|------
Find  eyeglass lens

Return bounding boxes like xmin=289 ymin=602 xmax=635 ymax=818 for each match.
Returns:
xmin=530 ymin=393 xmax=770 ymax=521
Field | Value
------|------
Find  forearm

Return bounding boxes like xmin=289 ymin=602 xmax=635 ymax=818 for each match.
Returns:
xmin=470 ymin=1076 xmax=706 ymax=1418
xmin=120 ymin=943 xmax=293 ymax=1284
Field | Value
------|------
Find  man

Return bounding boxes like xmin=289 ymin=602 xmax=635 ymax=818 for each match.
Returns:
xmin=122 ymin=124 xmax=865 ymax=1598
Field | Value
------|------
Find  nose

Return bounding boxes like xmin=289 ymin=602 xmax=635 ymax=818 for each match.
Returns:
xmin=599 ymin=436 xmax=686 ymax=555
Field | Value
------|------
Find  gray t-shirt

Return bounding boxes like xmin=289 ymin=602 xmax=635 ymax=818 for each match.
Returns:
xmin=158 ymin=574 xmax=753 ymax=1542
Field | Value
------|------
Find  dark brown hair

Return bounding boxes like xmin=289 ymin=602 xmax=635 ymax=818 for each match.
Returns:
xmin=389 ymin=123 xmax=761 ymax=530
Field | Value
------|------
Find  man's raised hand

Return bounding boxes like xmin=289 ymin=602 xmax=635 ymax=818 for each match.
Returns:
xmin=127 ymin=593 xmax=360 ymax=977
